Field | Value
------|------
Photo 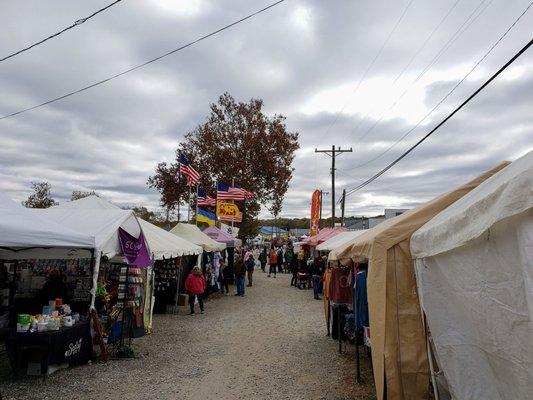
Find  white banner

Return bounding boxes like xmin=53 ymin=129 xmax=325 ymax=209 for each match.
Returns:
xmin=220 ymin=222 xmax=239 ymax=238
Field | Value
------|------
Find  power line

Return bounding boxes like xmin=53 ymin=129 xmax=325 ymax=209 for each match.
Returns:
xmin=348 ymin=0 xmax=463 ymax=137
xmin=0 ymin=0 xmax=286 ymax=121
xmin=344 ymin=0 xmax=533 ymax=173
xmin=0 ymin=0 xmax=123 ymax=63
xmin=354 ymin=0 xmax=494 ymax=145
xmin=344 ymin=34 xmax=533 ymax=199
xmin=320 ymin=0 xmax=414 ymax=137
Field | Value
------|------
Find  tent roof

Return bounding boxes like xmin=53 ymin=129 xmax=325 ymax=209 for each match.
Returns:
xmin=170 ymin=223 xmax=226 ymax=252
xmin=259 ymin=226 xmax=288 ymax=235
xmin=40 ymin=208 xmax=139 ymax=258
xmin=330 ymin=162 xmax=511 ymax=261
xmin=203 ymin=226 xmax=242 ymax=248
xmin=54 ymin=196 xmax=202 ymax=259
xmin=138 ymin=218 xmax=202 ymax=259
xmin=0 ymin=192 xmax=96 ymax=256
xmin=303 ymin=227 xmax=348 ymax=247
xmin=316 ymin=230 xmax=365 ymax=252
xmin=56 ymin=195 xmax=119 ymax=210
xmin=411 ymin=150 xmax=533 ymax=258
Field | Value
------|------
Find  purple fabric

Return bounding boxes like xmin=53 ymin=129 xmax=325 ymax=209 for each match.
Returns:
xmin=118 ymin=228 xmax=151 ymax=267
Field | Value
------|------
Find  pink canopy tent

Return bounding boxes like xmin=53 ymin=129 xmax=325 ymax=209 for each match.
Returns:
xmin=303 ymin=227 xmax=348 ymax=247
xmin=203 ymin=226 xmax=242 ymax=248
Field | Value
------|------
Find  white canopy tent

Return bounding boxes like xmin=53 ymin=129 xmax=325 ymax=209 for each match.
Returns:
xmin=0 ymin=192 xmax=95 ymax=260
xmin=170 ymin=223 xmax=226 ymax=252
xmin=411 ymin=151 xmax=533 ymax=400
xmin=316 ymin=230 xmax=365 ymax=252
xmin=55 ymin=196 xmax=203 ymax=260
xmin=138 ymin=219 xmax=202 ymax=259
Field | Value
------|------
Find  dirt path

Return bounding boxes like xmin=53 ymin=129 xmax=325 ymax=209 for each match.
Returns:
xmin=1 ymin=271 xmax=375 ymax=400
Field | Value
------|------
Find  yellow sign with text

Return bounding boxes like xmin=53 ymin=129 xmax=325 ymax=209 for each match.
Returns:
xmin=216 ymin=202 xmax=241 ymax=220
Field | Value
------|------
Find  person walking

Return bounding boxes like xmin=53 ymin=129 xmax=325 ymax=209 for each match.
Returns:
xmin=311 ymin=256 xmax=325 ymax=300
xmin=218 ymin=260 xmax=230 ymax=295
xmin=258 ymin=247 xmax=267 ymax=272
xmin=234 ymin=255 xmax=246 ymax=296
xmin=277 ymin=247 xmax=284 ymax=273
xmin=184 ymin=266 xmax=206 ymax=315
xmin=268 ymin=248 xmax=278 ymax=278
xmin=245 ymin=251 xmax=255 ymax=287
xmin=290 ymin=250 xmax=299 ymax=287
xmin=284 ymin=247 xmax=294 ymax=276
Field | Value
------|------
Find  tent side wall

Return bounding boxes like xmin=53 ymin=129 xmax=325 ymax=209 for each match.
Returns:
xmin=414 ymin=212 xmax=533 ymax=400
xmin=340 ymin=162 xmax=509 ymax=400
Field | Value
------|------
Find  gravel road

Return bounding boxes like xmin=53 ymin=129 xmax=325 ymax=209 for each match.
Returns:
xmin=1 ymin=271 xmax=375 ymax=400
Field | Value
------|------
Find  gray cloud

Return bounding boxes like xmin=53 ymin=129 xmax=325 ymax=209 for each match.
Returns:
xmin=0 ymin=0 xmax=532 ymax=218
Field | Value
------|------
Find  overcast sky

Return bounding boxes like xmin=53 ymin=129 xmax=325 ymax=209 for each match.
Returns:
xmin=1 ymin=0 xmax=532 ymax=218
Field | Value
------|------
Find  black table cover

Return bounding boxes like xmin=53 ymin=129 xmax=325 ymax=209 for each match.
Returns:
xmin=5 ymin=319 xmax=92 ymax=375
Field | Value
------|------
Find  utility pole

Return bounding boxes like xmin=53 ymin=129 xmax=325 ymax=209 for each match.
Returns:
xmin=341 ymin=189 xmax=346 ymax=227
xmin=315 ymin=145 xmax=353 ymax=227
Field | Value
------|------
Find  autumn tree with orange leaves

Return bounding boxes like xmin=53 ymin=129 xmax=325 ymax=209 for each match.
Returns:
xmin=148 ymin=93 xmax=299 ymax=238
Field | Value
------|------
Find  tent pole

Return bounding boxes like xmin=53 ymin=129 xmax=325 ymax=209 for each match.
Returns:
xmin=354 ymin=263 xmax=361 ymax=383
xmin=338 ymin=305 xmax=342 ymax=354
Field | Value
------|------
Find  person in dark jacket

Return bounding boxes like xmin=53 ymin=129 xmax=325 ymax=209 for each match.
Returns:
xmin=258 ymin=247 xmax=267 ymax=272
xmin=41 ymin=270 xmax=69 ymax=304
xmin=245 ymin=251 xmax=255 ymax=287
xmin=311 ymin=256 xmax=325 ymax=300
xmin=277 ymin=248 xmax=284 ymax=273
xmin=290 ymin=252 xmax=299 ymax=287
xmin=234 ymin=256 xmax=246 ymax=296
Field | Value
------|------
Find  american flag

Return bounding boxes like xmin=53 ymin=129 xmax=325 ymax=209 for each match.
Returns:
xmin=217 ymin=183 xmax=236 ymax=200
xmin=197 ymin=188 xmax=217 ymax=207
xmin=179 ymin=153 xmax=200 ymax=187
xmin=228 ymin=186 xmax=246 ymax=201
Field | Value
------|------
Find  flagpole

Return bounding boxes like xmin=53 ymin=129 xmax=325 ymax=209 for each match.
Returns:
xmin=187 ymin=185 xmax=191 ymax=223
xmin=177 ymin=150 xmax=181 ymax=223
xmin=195 ymin=184 xmax=199 ymax=226
xmin=231 ymin=177 xmax=235 ymax=229
xmin=215 ymin=179 xmax=219 ymax=229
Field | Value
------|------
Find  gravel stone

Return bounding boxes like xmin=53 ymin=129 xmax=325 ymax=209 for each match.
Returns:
xmin=0 ymin=272 xmax=376 ymax=399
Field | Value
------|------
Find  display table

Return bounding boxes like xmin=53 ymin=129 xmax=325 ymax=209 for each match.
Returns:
xmin=5 ymin=319 xmax=93 ymax=376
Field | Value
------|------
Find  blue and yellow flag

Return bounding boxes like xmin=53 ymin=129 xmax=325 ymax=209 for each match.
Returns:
xmin=197 ymin=207 xmax=217 ymax=226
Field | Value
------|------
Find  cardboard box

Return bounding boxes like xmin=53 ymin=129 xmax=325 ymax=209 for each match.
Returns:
xmin=177 ymin=294 xmax=188 ymax=306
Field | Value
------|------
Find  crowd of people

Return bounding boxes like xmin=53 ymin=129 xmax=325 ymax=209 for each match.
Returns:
xmin=183 ymin=242 xmax=329 ymax=315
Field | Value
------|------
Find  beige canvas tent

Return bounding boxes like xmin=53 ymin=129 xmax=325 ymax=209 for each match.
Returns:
xmin=170 ymin=223 xmax=226 ymax=252
xmin=331 ymin=162 xmax=509 ymax=400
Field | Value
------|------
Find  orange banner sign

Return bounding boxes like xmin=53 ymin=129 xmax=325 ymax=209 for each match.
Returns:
xmin=310 ymin=189 xmax=321 ymax=236
xmin=216 ymin=201 xmax=242 ymax=222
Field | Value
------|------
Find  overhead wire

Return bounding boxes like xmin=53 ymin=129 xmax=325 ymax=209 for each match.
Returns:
xmin=343 ymin=32 xmax=533 ymax=199
xmin=0 ymin=0 xmax=123 ymax=63
xmin=342 ymin=0 xmax=532 ymax=176
xmin=348 ymin=0 xmax=463 ymax=137
xmin=354 ymin=0 xmax=494 ymax=145
xmin=319 ymin=0 xmax=414 ymax=138
xmin=0 ymin=0 xmax=286 ymax=121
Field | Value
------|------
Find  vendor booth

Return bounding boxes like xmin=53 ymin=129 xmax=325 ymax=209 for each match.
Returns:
xmin=137 ymin=219 xmax=202 ymax=316
xmin=303 ymin=227 xmax=348 ymax=247
xmin=51 ymin=196 xmax=203 ymax=320
xmin=410 ymin=151 xmax=533 ymax=400
xmin=0 ymin=192 xmax=97 ymax=376
xmin=330 ymin=162 xmax=509 ymax=400
xmin=170 ymin=223 xmax=226 ymax=252
xmin=316 ymin=230 xmax=365 ymax=253
xmin=39 ymin=202 xmax=151 ymax=358
xmin=203 ymin=226 xmax=242 ymax=249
